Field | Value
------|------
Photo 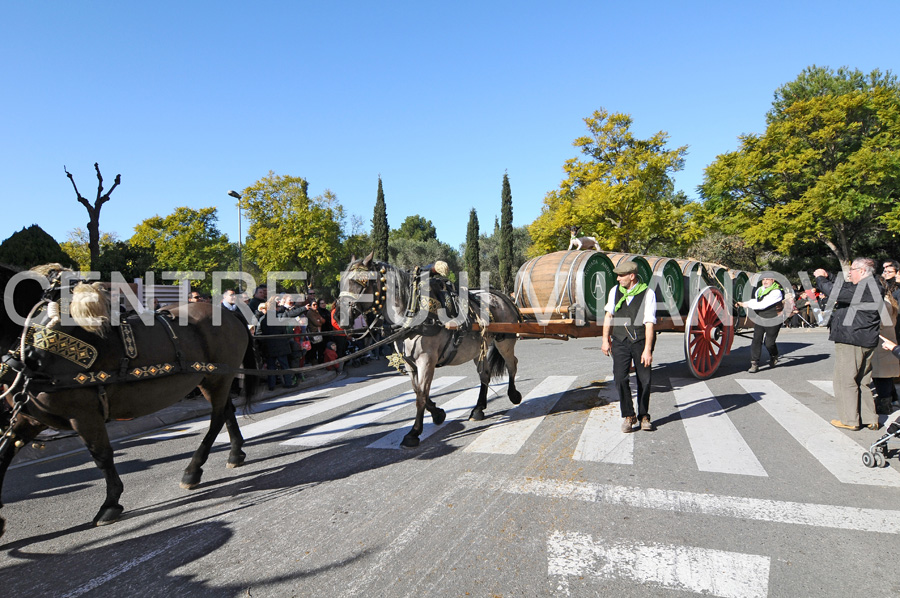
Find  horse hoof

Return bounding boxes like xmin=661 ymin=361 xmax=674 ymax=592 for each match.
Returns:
xmin=509 ymin=390 xmax=522 ymax=405
xmin=93 ymin=505 xmax=124 ymax=526
xmin=400 ymin=435 xmax=420 ymax=448
xmin=469 ymin=409 xmax=485 ymax=421
xmin=432 ymin=408 xmax=446 ymax=425
xmin=226 ymin=459 xmax=245 ymax=469
xmin=180 ymin=468 xmax=203 ymax=489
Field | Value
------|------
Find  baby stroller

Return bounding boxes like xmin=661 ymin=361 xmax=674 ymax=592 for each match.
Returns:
xmin=862 ymin=411 xmax=900 ymax=468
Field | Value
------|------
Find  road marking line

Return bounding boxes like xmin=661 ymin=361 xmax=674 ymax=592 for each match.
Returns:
xmin=367 ymin=381 xmax=507 ymax=449
xmin=572 ymin=404 xmax=633 ymax=464
xmin=548 ymin=530 xmax=770 ymax=598
xmin=809 ymin=380 xmax=834 ymax=396
xmin=464 ymin=376 xmax=577 ymax=455
xmin=736 ymin=379 xmax=900 ymax=487
xmin=281 ymin=376 xmax=465 ymax=447
xmin=141 ymin=377 xmax=370 ymax=441
xmin=215 ymin=376 xmax=410 ymax=443
xmin=472 ymin=473 xmax=900 ymax=534
xmin=60 ymin=528 xmax=200 ymax=598
xmin=671 ymin=378 xmax=767 ymax=476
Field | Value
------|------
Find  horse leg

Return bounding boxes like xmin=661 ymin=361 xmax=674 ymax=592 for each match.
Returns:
xmin=471 ymin=382 xmax=488 ymax=421
xmin=70 ymin=417 xmax=125 ymax=526
xmin=471 ymin=361 xmax=490 ymax=421
xmin=425 ymin=396 xmax=446 ymax=425
xmin=223 ymin=399 xmax=246 ymax=469
xmin=0 ymin=416 xmax=46 ymax=538
xmin=401 ymin=357 xmax=437 ymax=448
xmin=181 ymin=389 xmax=230 ymax=489
xmin=496 ymin=337 xmax=522 ymax=405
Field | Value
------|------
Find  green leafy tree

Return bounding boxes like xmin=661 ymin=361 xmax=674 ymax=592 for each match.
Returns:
xmin=60 ymin=227 xmax=119 ymax=272
xmin=498 ymin=173 xmax=514 ymax=293
xmin=701 ymin=66 xmax=900 ymax=266
xmin=476 ymin=225 xmax=533 ymax=289
xmin=372 ymin=177 xmax=389 ymax=262
xmin=93 ymin=241 xmax=156 ymax=282
xmin=465 ymin=208 xmax=480 ymax=287
xmin=0 ymin=225 xmax=77 ymax=270
xmin=389 ymin=237 xmax=461 ymax=280
xmin=239 ymin=172 xmax=345 ymax=292
xmin=392 ymin=215 xmax=437 ymax=242
xmin=528 ymin=109 xmax=694 ymax=256
xmin=130 ymin=206 xmax=235 ymax=292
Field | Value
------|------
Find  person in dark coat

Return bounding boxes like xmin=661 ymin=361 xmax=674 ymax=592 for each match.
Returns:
xmin=815 ymin=259 xmax=884 ymax=431
xmin=256 ymin=297 xmax=298 ymax=391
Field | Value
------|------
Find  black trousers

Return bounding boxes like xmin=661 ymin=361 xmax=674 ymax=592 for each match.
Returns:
xmin=611 ymin=336 xmax=651 ymax=419
xmin=750 ymin=323 xmax=781 ymax=363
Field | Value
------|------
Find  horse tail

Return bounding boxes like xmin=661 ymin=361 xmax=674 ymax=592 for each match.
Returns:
xmin=485 ymin=345 xmax=507 ymax=380
xmin=239 ymin=336 xmax=260 ymax=415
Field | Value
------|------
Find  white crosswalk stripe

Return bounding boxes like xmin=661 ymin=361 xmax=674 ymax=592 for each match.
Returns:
xmin=572 ymin=404 xmax=634 ymax=464
xmin=367 ymin=381 xmax=508 ymax=449
xmin=218 ymin=376 xmax=410 ymax=443
xmin=671 ymin=378 xmax=768 ymax=477
xmin=809 ymin=379 xmax=834 ymax=395
xmin=548 ymin=530 xmax=771 ymax=598
xmin=281 ymin=376 xmax=465 ymax=447
xmin=737 ymin=378 xmax=900 ymax=487
xmin=463 ymin=376 xmax=577 ymax=455
xmin=144 ymin=371 xmax=900 ymax=487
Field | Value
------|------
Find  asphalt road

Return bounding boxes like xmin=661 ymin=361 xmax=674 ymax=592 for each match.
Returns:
xmin=1 ymin=328 xmax=899 ymax=597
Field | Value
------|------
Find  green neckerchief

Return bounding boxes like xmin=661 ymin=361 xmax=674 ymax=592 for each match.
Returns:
xmin=756 ymin=281 xmax=781 ymax=300
xmin=615 ymin=282 xmax=648 ymax=312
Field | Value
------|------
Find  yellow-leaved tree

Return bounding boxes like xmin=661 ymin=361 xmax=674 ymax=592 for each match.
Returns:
xmin=529 ymin=109 xmax=699 ymax=256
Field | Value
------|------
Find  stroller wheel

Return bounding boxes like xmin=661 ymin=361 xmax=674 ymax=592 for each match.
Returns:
xmin=874 ymin=452 xmax=886 ymax=468
xmin=862 ymin=451 xmax=876 ymax=468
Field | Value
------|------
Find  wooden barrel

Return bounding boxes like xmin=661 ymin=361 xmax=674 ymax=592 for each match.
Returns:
xmin=643 ymin=255 xmax=684 ymax=315
xmin=605 ymin=253 xmax=654 ymax=287
xmin=729 ymin=270 xmax=750 ymax=317
xmin=514 ymin=250 xmax=616 ymax=320
xmin=710 ymin=264 xmax=729 ymax=288
xmin=675 ymin=259 xmax=713 ymax=313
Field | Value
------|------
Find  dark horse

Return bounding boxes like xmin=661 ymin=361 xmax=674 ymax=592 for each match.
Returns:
xmin=0 ymin=264 xmax=257 ymax=537
xmin=336 ymin=253 xmax=522 ymax=448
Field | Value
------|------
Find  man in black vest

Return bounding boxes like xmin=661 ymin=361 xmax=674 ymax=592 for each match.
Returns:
xmin=737 ymin=277 xmax=784 ymax=373
xmin=601 ymin=261 xmax=657 ymax=433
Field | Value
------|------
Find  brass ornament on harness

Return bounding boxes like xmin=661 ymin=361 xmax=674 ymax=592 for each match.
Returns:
xmin=73 ymin=371 xmax=112 ymax=384
xmin=24 ymin=323 xmax=98 ymax=369
xmin=119 ymin=321 xmax=138 ymax=359
xmin=130 ymin=363 xmax=177 ymax=378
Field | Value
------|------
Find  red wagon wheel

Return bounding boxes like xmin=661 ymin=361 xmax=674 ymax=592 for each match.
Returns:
xmin=683 ymin=286 xmax=734 ymax=379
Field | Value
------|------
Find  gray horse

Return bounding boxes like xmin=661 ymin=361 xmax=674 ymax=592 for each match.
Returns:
xmin=336 ymin=253 xmax=522 ymax=448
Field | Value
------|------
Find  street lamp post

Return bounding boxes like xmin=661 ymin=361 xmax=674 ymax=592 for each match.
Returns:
xmin=227 ymin=190 xmax=243 ymax=291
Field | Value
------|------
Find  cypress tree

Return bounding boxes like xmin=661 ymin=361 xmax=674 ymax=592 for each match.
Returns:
xmin=498 ymin=173 xmax=514 ymax=293
xmin=465 ymin=208 xmax=480 ymax=289
xmin=372 ymin=176 xmax=389 ymax=262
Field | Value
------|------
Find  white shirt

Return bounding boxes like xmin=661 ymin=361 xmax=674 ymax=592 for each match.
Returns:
xmin=605 ymin=286 xmax=657 ymax=325
xmin=742 ymin=286 xmax=783 ymax=310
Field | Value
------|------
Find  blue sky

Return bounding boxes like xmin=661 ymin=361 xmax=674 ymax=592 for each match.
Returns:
xmin=2 ymin=1 xmax=897 ymax=252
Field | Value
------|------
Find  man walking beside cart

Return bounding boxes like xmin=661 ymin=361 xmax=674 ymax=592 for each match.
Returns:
xmin=601 ymin=261 xmax=657 ymax=433
xmin=737 ymin=276 xmax=784 ymax=373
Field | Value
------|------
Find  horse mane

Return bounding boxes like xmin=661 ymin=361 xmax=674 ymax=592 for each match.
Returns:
xmin=70 ymin=283 xmax=111 ymax=337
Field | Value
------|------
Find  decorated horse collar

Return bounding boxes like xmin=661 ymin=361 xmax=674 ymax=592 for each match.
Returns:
xmin=24 ymin=323 xmax=98 ymax=369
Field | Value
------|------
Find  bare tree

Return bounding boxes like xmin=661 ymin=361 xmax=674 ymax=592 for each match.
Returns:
xmin=65 ymin=163 xmax=121 ymax=271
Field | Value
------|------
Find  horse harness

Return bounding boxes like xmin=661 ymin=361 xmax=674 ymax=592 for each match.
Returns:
xmin=1 ymin=310 xmax=230 ymax=426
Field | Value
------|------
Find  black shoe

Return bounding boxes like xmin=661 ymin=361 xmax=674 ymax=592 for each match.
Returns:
xmin=770 ymin=356 xmax=779 ymax=368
